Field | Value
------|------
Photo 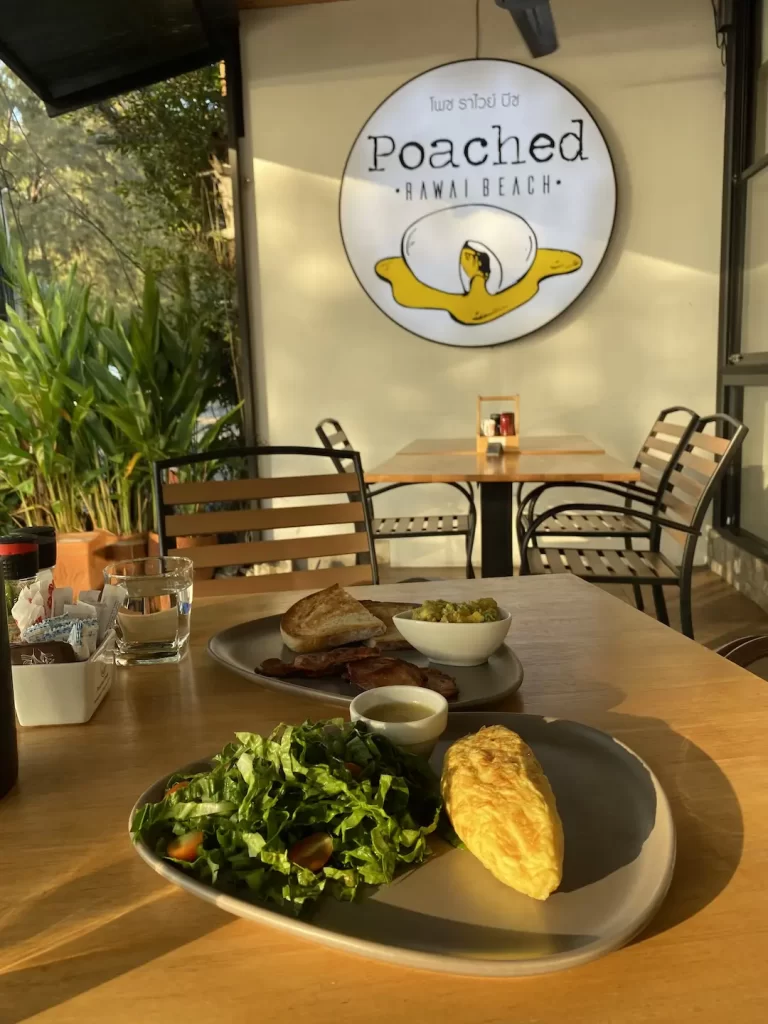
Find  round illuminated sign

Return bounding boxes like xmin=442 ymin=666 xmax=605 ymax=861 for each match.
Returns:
xmin=339 ymin=59 xmax=616 ymax=347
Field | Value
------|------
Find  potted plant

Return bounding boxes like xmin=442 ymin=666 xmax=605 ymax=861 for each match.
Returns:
xmin=0 ymin=248 xmax=241 ymax=589
xmin=0 ymin=246 xmax=119 ymax=591
xmin=90 ymin=274 xmax=240 ymax=579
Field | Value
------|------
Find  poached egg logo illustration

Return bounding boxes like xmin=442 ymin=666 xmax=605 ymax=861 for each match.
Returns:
xmin=375 ymin=205 xmax=582 ymax=326
xmin=339 ymin=59 xmax=616 ymax=347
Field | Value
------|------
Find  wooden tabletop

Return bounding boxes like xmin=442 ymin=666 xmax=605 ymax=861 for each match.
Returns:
xmin=367 ymin=451 xmax=641 ymax=484
xmin=398 ymin=435 xmax=606 ymax=456
xmin=2 ymin=576 xmax=766 ymax=1024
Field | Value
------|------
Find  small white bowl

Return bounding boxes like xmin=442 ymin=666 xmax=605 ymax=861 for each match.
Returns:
xmin=349 ymin=685 xmax=448 ymax=757
xmin=393 ymin=608 xmax=512 ymax=667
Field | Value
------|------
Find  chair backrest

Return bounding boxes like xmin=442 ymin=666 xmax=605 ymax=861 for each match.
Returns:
xmin=631 ymin=406 xmax=699 ymax=509
xmin=152 ymin=445 xmax=378 ymax=597
xmin=652 ymin=413 xmax=748 ymax=561
xmin=715 ymin=635 xmax=768 ymax=677
xmin=316 ymin=418 xmax=356 ymax=475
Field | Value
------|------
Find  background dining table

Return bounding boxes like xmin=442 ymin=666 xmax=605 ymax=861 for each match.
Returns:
xmin=367 ymin=437 xmax=641 ymax=576
xmin=1 ymin=575 xmax=766 ymax=1024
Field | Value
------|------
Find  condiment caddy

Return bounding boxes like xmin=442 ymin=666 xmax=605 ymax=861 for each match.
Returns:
xmin=0 ymin=529 xmax=123 ymax=726
xmin=476 ymin=394 xmax=520 ymax=452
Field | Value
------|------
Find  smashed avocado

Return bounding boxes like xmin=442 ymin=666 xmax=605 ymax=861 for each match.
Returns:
xmin=411 ymin=598 xmax=500 ymax=623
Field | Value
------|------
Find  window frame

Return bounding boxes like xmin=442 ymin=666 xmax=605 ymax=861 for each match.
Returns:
xmin=716 ymin=0 xmax=768 ymax=556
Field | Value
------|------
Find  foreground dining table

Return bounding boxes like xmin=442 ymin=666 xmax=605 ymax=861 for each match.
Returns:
xmin=367 ymin=444 xmax=641 ymax=576
xmin=2 ymin=576 xmax=766 ymax=1024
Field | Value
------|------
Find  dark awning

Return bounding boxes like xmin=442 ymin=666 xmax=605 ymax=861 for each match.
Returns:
xmin=0 ymin=0 xmax=238 ymax=115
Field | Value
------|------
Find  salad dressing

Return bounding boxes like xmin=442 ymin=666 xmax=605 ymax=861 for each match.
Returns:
xmin=362 ymin=701 xmax=436 ymax=723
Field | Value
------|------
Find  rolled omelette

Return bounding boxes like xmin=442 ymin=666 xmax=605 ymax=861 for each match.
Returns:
xmin=441 ymin=725 xmax=564 ymax=900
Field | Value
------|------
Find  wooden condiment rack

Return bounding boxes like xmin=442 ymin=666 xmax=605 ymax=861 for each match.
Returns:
xmin=476 ymin=394 xmax=520 ymax=453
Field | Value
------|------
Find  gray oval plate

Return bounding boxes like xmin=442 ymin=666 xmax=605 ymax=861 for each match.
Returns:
xmin=207 ymin=615 xmax=524 ymax=709
xmin=131 ymin=712 xmax=675 ymax=977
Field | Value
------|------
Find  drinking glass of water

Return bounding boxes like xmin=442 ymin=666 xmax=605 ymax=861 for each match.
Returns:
xmin=104 ymin=556 xmax=194 ymax=666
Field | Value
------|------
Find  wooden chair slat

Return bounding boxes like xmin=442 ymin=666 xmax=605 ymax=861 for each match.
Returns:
xmin=639 ymin=467 xmax=663 ymax=491
xmin=601 ymin=549 xmax=627 ymax=575
xmin=586 ymin=514 xmax=611 ymax=530
xmin=545 ymin=550 xmax=568 ymax=573
xmin=165 ymin=502 xmax=365 ymax=537
xmin=651 ymin=420 xmax=686 ymax=438
xmin=678 ymin=450 xmax=717 ymax=478
xmin=193 ymin=564 xmax=374 ymax=597
xmin=643 ymin=437 xmax=677 ymax=457
xmin=527 ymin=548 xmax=546 ymax=574
xmin=622 ymin=548 xmax=653 ymax=577
xmin=169 ymin=532 xmax=371 ymax=569
xmin=665 ymin=527 xmax=688 ymax=547
xmin=563 ymin=548 xmax=587 ymax=575
xmin=163 ymin=473 xmax=359 ymax=505
xmin=667 ymin=468 xmax=705 ymax=498
xmin=637 ymin=451 xmax=670 ymax=475
xmin=374 ymin=518 xmax=396 ymax=534
xmin=582 ymin=548 xmax=607 ymax=575
xmin=409 ymin=516 xmax=425 ymax=533
xmin=644 ymin=552 xmax=679 ymax=578
xmin=661 ymin=490 xmax=696 ymax=523
xmin=426 ymin=516 xmax=440 ymax=532
xmin=690 ymin=431 xmax=730 ymax=455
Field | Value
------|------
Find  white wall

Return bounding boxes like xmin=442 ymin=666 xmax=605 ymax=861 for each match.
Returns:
xmin=241 ymin=0 xmax=725 ymax=568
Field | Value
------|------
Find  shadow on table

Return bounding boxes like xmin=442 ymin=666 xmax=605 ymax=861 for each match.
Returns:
xmin=590 ymin=708 xmax=744 ymax=942
xmin=0 ymin=857 xmax=229 ymax=1023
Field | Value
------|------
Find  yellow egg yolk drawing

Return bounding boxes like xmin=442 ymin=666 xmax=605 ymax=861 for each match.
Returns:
xmin=375 ymin=243 xmax=582 ymax=326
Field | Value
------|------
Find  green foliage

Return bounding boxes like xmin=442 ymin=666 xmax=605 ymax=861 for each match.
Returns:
xmin=0 ymin=62 xmax=241 ymax=413
xmin=92 ymin=65 xmax=227 ymax=236
xmin=0 ymin=245 xmax=240 ymax=536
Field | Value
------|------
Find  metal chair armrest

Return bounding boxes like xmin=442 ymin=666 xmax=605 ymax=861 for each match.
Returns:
xmin=515 ymin=481 xmax=655 ymax=543
xmin=520 ymin=502 xmax=699 ymax=573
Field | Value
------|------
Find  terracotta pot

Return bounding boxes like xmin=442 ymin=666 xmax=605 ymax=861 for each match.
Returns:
xmin=148 ymin=532 xmax=217 ymax=581
xmin=53 ymin=530 xmax=117 ymax=595
xmin=105 ymin=533 xmax=148 ymax=562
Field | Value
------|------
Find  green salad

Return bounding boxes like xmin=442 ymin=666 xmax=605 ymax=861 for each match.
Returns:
xmin=411 ymin=598 xmax=500 ymax=623
xmin=131 ymin=719 xmax=441 ymax=912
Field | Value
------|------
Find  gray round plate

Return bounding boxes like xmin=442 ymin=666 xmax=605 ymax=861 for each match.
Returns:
xmin=207 ymin=615 xmax=524 ymax=709
xmin=131 ymin=713 xmax=675 ymax=976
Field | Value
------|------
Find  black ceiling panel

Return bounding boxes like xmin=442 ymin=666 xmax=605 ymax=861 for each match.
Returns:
xmin=0 ymin=0 xmax=238 ymax=115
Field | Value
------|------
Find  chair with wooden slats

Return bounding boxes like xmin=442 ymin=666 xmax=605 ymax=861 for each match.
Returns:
xmin=519 ymin=414 xmax=748 ymax=638
xmin=316 ymin=418 xmax=477 ymax=578
xmin=152 ymin=445 xmax=379 ymax=597
xmin=516 ymin=406 xmax=698 ymax=611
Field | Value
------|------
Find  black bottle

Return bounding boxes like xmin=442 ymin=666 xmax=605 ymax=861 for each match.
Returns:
xmin=0 ymin=561 xmax=18 ymax=799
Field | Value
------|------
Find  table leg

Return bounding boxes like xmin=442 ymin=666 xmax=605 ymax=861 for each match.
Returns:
xmin=480 ymin=482 xmax=514 ymax=577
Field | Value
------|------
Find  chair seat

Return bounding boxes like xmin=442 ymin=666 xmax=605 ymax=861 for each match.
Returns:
xmin=525 ymin=546 xmax=679 ymax=581
xmin=522 ymin=510 xmax=648 ymax=537
xmin=373 ymin=514 xmax=471 ymax=538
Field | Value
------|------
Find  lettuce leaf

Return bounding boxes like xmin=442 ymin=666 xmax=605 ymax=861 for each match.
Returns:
xmin=131 ymin=719 xmax=441 ymax=913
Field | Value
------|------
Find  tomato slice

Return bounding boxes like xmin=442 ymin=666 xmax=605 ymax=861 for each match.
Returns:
xmin=288 ymin=832 xmax=333 ymax=872
xmin=343 ymin=762 xmax=362 ymax=778
xmin=166 ymin=781 xmax=189 ymax=796
xmin=167 ymin=831 xmax=204 ymax=862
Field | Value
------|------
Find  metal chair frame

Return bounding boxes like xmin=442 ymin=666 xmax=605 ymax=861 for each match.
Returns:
xmin=519 ymin=414 xmax=748 ymax=639
xmin=316 ymin=418 xmax=477 ymax=578
xmin=153 ymin=444 xmax=380 ymax=585
xmin=715 ymin=635 xmax=768 ymax=668
xmin=515 ymin=406 xmax=699 ymax=612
